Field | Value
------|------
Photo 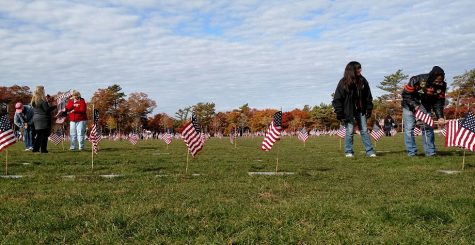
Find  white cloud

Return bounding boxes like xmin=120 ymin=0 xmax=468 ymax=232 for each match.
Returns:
xmin=0 ymin=0 xmax=474 ymax=116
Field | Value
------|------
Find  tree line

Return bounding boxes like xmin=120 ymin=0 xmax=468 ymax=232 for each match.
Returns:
xmin=1 ymin=68 xmax=474 ymax=134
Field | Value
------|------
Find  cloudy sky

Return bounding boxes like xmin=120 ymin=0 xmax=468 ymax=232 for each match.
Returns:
xmin=1 ymin=0 xmax=474 ymax=115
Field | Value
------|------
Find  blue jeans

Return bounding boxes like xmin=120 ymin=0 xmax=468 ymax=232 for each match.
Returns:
xmin=403 ymin=107 xmax=436 ymax=156
xmin=70 ymin=121 xmax=86 ymax=150
xmin=24 ymin=125 xmax=35 ymax=149
xmin=344 ymin=112 xmax=375 ymax=156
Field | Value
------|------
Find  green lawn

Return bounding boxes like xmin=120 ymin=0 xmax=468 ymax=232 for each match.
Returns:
xmin=1 ymin=135 xmax=474 ymax=244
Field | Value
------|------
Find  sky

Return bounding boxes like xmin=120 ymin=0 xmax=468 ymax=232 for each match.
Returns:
xmin=1 ymin=0 xmax=474 ymax=116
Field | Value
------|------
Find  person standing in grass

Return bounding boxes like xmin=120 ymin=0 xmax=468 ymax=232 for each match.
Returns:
xmin=332 ymin=61 xmax=376 ymax=158
xmin=31 ymin=85 xmax=55 ymax=153
xmin=65 ymin=90 xmax=88 ymax=151
xmin=14 ymin=102 xmax=35 ymax=151
xmin=401 ymin=66 xmax=446 ymax=157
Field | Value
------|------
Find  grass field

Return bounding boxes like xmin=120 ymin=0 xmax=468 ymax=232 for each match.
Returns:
xmin=1 ymin=135 xmax=474 ymax=244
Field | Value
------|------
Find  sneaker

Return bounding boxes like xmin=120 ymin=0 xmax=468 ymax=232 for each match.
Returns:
xmin=369 ymin=153 xmax=377 ymax=157
xmin=24 ymin=148 xmax=31 ymax=151
xmin=345 ymin=153 xmax=354 ymax=158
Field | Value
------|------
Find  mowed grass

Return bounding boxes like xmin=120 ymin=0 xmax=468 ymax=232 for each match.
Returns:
xmin=0 ymin=135 xmax=474 ymax=244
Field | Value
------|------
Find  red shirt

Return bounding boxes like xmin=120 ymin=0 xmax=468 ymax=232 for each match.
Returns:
xmin=65 ymin=98 xmax=88 ymax=122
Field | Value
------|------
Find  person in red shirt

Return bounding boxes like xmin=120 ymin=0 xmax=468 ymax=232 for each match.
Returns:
xmin=65 ymin=90 xmax=88 ymax=150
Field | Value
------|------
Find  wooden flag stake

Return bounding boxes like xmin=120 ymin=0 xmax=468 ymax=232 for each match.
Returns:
xmin=91 ymin=104 xmax=95 ymax=170
xmin=5 ymin=149 xmax=8 ymax=176
xmin=462 ymin=150 xmax=466 ymax=171
xmin=185 ymin=150 xmax=190 ymax=174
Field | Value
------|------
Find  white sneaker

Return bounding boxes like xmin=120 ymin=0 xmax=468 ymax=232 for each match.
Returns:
xmin=345 ymin=153 xmax=354 ymax=158
xmin=369 ymin=153 xmax=377 ymax=157
xmin=24 ymin=148 xmax=31 ymax=151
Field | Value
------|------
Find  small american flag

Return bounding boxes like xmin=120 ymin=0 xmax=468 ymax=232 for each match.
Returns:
xmin=370 ymin=128 xmax=384 ymax=142
xmin=89 ymin=109 xmax=100 ymax=154
xmin=261 ymin=111 xmax=282 ymax=151
xmin=298 ymin=128 xmax=309 ymax=142
xmin=336 ymin=126 xmax=346 ymax=139
xmin=415 ymin=108 xmax=434 ymax=127
xmin=413 ymin=126 xmax=422 ymax=136
xmin=229 ymin=132 xmax=235 ymax=144
xmin=182 ymin=114 xmax=204 ymax=157
xmin=454 ymin=112 xmax=475 ymax=152
xmin=54 ymin=90 xmax=72 ymax=124
xmin=128 ymin=134 xmax=139 ymax=145
xmin=163 ymin=133 xmax=172 ymax=145
xmin=0 ymin=114 xmax=16 ymax=152
xmin=48 ymin=130 xmax=63 ymax=145
xmin=445 ymin=119 xmax=459 ymax=147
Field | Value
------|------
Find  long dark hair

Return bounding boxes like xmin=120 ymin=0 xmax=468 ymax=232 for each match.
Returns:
xmin=342 ymin=61 xmax=362 ymax=90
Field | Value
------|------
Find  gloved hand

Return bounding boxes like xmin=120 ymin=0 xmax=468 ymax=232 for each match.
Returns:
xmin=365 ymin=110 xmax=372 ymax=119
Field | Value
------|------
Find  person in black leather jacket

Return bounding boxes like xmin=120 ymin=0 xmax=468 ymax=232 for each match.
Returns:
xmin=332 ymin=61 xmax=376 ymax=158
xmin=401 ymin=66 xmax=446 ymax=156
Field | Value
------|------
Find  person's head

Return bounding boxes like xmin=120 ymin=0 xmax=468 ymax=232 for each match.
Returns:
xmin=342 ymin=61 xmax=362 ymax=90
xmin=428 ymin=66 xmax=445 ymax=86
xmin=71 ymin=90 xmax=81 ymax=100
xmin=31 ymin=85 xmax=46 ymax=107
xmin=15 ymin=102 xmax=24 ymax=113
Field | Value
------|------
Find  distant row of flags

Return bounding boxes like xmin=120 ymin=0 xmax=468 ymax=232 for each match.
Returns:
xmin=2 ymin=109 xmax=475 ymax=156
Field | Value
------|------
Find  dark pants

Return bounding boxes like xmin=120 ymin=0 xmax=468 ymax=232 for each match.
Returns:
xmin=33 ymin=128 xmax=51 ymax=153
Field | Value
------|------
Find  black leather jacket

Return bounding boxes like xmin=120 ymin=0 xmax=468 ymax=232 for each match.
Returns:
xmin=401 ymin=73 xmax=446 ymax=119
xmin=332 ymin=76 xmax=373 ymax=122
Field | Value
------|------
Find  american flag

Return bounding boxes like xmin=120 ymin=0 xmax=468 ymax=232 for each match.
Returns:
xmin=336 ymin=126 xmax=346 ymax=139
xmin=163 ymin=133 xmax=172 ymax=145
xmin=413 ymin=126 xmax=422 ymax=136
xmin=0 ymin=114 xmax=16 ymax=152
xmin=454 ymin=112 xmax=475 ymax=152
xmin=229 ymin=132 xmax=235 ymax=144
xmin=444 ymin=119 xmax=459 ymax=147
xmin=48 ymin=130 xmax=63 ymax=145
xmin=261 ymin=111 xmax=282 ymax=151
xmin=415 ymin=108 xmax=434 ymax=127
xmin=128 ymin=134 xmax=139 ymax=145
xmin=54 ymin=90 xmax=72 ymax=124
xmin=298 ymin=128 xmax=309 ymax=142
xmin=182 ymin=114 xmax=204 ymax=157
xmin=370 ymin=128 xmax=384 ymax=142
xmin=89 ymin=109 xmax=100 ymax=154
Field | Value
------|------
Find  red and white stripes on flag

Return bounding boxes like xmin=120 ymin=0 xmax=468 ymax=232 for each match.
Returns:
xmin=370 ymin=129 xmax=384 ymax=142
xmin=48 ymin=131 xmax=63 ymax=145
xmin=336 ymin=126 xmax=346 ymax=139
xmin=128 ymin=134 xmax=139 ymax=145
xmin=163 ymin=133 xmax=172 ymax=145
xmin=182 ymin=114 xmax=204 ymax=157
xmin=261 ymin=111 xmax=282 ymax=151
xmin=445 ymin=119 xmax=459 ymax=147
xmin=0 ymin=114 xmax=16 ymax=152
xmin=415 ymin=108 xmax=434 ymax=127
xmin=413 ymin=126 xmax=422 ymax=136
xmin=454 ymin=112 xmax=475 ymax=152
xmin=89 ymin=124 xmax=100 ymax=154
xmin=298 ymin=128 xmax=309 ymax=142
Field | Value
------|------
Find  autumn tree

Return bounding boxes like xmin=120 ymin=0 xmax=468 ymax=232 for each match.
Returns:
xmin=447 ymin=68 xmax=475 ymax=118
xmin=127 ymin=92 xmax=157 ymax=130
xmin=192 ymin=102 xmax=215 ymax=132
xmin=0 ymin=85 xmax=32 ymax=117
xmin=90 ymin=84 xmax=127 ymax=132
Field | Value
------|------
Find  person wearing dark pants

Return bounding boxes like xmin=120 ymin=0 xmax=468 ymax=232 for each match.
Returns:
xmin=31 ymin=86 xmax=55 ymax=153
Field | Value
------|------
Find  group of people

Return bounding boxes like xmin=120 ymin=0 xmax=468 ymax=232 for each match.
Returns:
xmin=332 ymin=62 xmax=446 ymax=157
xmin=13 ymin=86 xmax=88 ymax=153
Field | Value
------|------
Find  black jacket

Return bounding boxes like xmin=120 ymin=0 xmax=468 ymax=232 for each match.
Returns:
xmin=332 ymin=76 xmax=373 ymax=122
xmin=401 ymin=73 xmax=446 ymax=119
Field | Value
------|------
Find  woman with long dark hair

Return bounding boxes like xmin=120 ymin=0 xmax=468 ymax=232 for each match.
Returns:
xmin=332 ymin=61 xmax=376 ymax=157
